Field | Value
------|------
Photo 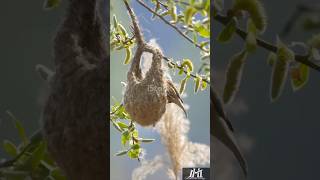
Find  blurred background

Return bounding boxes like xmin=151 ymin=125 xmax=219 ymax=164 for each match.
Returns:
xmin=0 ymin=0 xmax=64 ymax=159
xmin=213 ymin=0 xmax=320 ymax=180
xmin=0 ymin=0 xmax=210 ymax=180
xmin=110 ymin=0 xmax=210 ymax=179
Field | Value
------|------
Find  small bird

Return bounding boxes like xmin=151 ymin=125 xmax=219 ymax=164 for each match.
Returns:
xmin=123 ymin=0 xmax=186 ymax=126
xmin=211 ymin=86 xmax=248 ymax=177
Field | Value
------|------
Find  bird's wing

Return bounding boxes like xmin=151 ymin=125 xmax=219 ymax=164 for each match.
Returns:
xmin=166 ymin=80 xmax=187 ymax=117
xmin=211 ymin=87 xmax=248 ymax=177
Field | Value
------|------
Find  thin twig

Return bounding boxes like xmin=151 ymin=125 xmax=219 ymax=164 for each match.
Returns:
xmin=0 ymin=142 xmax=32 ymax=169
xmin=214 ymin=14 xmax=320 ymax=72
xmin=163 ymin=56 xmax=210 ymax=84
xmin=136 ymin=0 xmax=209 ymax=53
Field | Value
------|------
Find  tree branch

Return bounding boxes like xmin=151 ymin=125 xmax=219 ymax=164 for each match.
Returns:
xmin=136 ymin=0 xmax=209 ymax=53
xmin=163 ymin=56 xmax=210 ymax=84
xmin=214 ymin=14 xmax=320 ymax=72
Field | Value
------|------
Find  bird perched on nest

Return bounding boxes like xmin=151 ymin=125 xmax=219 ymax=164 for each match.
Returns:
xmin=211 ymin=86 xmax=248 ymax=177
xmin=122 ymin=0 xmax=186 ymax=126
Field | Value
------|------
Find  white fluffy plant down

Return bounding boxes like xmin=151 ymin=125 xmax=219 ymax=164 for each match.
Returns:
xmin=131 ymin=40 xmax=210 ymax=180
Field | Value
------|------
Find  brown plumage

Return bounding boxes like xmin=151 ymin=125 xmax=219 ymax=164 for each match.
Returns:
xmin=123 ymin=0 xmax=186 ymax=126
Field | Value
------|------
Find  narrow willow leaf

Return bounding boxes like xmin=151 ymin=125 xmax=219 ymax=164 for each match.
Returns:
xmin=290 ymin=64 xmax=309 ymax=91
xmin=113 ymin=15 xmax=118 ymax=28
xmin=181 ymin=59 xmax=194 ymax=72
xmin=121 ymin=132 xmax=130 ymax=146
xmin=277 ymin=38 xmax=295 ymax=62
xmin=1 ymin=170 xmax=29 ymax=180
xmin=118 ymin=24 xmax=128 ymax=37
xmin=170 ymin=5 xmax=178 ymax=23
xmin=233 ymin=0 xmax=267 ymax=33
xmin=223 ymin=50 xmax=248 ymax=104
xmin=194 ymin=23 xmax=210 ymax=38
xmin=138 ymin=138 xmax=155 ymax=143
xmin=43 ymin=0 xmax=61 ymax=10
xmin=132 ymin=130 xmax=139 ymax=139
xmin=267 ymin=52 xmax=277 ymax=66
xmin=3 ymin=140 xmax=17 ymax=157
xmin=179 ymin=77 xmax=188 ymax=94
xmin=30 ymin=142 xmax=46 ymax=170
xmin=184 ymin=7 xmax=197 ymax=25
xmin=111 ymin=120 xmax=123 ymax=132
xmin=124 ymin=48 xmax=132 ymax=65
xmin=7 ymin=111 xmax=28 ymax=146
xmin=193 ymin=32 xmax=198 ymax=44
xmin=246 ymin=19 xmax=257 ymax=52
xmin=117 ymin=122 xmax=128 ymax=129
xmin=217 ymin=17 xmax=237 ymax=43
xmin=270 ymin=56 xmax=289 ymax=102
xmin=270 ymin=38 xmax=293 ymax=102
xmin=115 ymin=150 xmax=129 ymax=156
xmin=194 ymin=75 xmax=202 ymax=93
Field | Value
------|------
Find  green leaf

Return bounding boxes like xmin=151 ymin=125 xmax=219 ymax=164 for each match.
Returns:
xmin=118 ymin=24 xmax=128 ymax=37
xmin=290 ymin=64 xmax=309 ymax=91
xmin=111 ymin=120 xmax=123 ymax=132
xmin=132 ymin=130 xmax=139 ymax=139
xmin=50 ymin=168 xmax=66 ymax=180
xmin=121 ymin=130 xmax=130 ymax=146
xmin=184 ymin=6 xmax=197 ymax=25
xmin=270 ymin=38 xmax=293 ymax=102
xmin=7 ymin=111 xmax=29 ymax=146
xmin=124 ymin=48 xmax=132 ymax=65
xmin=232 ymin=0 xmax=267 ymax=33
xmin=194 ymin=23 xmax=210 ymax=38
xmin=179 ymin=77 xmax=188 ymax=94
xmin=138 ymin=138 xmax=155 ymax=143
xmin=245 ymin=19 xmax=257 ymax=52
xmin=267 ymin=52 xmax=277 ymax=66
xmin=117 ymin=122 xmax=128 ymax=129
xmin=170 ymin=5 xmax=178 ymax=23
xmin=1 ymin=170 xmax=29 ymax=180
xmin=113 ymin=15 xmax=118 ymax=28
xmin=201 ymin=80 xmax=208 ymax=91
xmin=181 ymin=59 xmax=194 ymax=72
xmin=223 ymin=50 xmax=248 ymax=104
xmin=115 ymin=150 xmax=129 ymax=156
xmin=43 ymin=0 xmax=61 ymax=10
xmin=194 ymin=75 xmax=202 ymax=93
xmin=131 ymin=144 xmax=140 ymax=150
xmin=217 ymin=17 xmax=237 ymax=43
xmin=3 ymin=140 xmax=17 ymax=157
xmin=19 ymin=141 xmax=46 ymax=171
xmin=128 ymin=144 xmax=140 ymax=159
xmin=193 ymin=32 xmax=198 ymax=44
